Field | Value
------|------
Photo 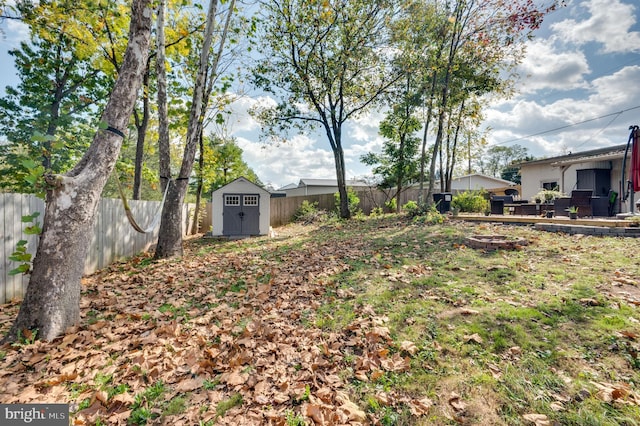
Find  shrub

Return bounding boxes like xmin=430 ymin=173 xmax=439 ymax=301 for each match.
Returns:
xmin=293 ymin=200 xmax=326 ymax=223
xmin=412 ymin=204 xmax=445 ymax=225
xmin=334 ymin=187 xmax=361 ymax=217
xmin=370 ymin=207 xmax=384 ymax=217
xmin=402 ymin=200 xmax=422 ymax=218
xmin=451 ymin=190 xmax=489 ymax=213
xmin=384 ymin=198 xmax=397 ymax=212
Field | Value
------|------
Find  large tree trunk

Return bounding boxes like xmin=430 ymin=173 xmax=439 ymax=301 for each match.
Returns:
xmin=418 ymin=68 xmax=438 ymax=202
xmin=155 ymin=0 xmax=220 ymax=258
xmin=156 ymin=179 xmax=189 ymax=257
xmin=2 ymin=0 xmax=152 ymax=343
xmin=191 ymin=131 xmax=205 ymax=235
xmin=334 ymin=145 xmax=350 ymax=219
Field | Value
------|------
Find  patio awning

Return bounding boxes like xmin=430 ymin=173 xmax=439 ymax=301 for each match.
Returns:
xmin=549 ymin=150 xmax=625 ymax=167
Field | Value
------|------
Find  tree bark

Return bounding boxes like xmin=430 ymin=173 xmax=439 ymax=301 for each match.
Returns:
xmin=156 ymin=0 xmax=171 ymax=194
xmin=191 ymin=130 xmax=205 ymax=235
xmin=155 ymin=0 xmax=221 ymax=258
xmin=334 ymin=145 xmax=350 ymax=219
xmin=426 ymin=0 xmax=466 ymax=203
xmin=133 ymin=67 xmax=151 ymax=200
xmin=2 ymin=0 xmax=152 ymax=343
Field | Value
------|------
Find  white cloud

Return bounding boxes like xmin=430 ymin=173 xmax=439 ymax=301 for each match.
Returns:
xmin=588 ymin=65 xmax=640 ymax=107
xmin=2 ymin=17 xmax=30 ymax=47
xmin=235 ymin=134 xmax=337 ymax=188
xmin=551 ymin=0 xmax=640 ymax=53
xmin=484 ymin=64 xmax=640 ymax=158
xmin=226 ymin=96 xmax=384 ymax=186
xmin=516 ymin=40 xmax=590 ymax=93
xmin=225 ymin=95 xmax=275 ymax=134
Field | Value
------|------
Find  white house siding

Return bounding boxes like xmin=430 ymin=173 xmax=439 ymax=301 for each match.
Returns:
xmin=521 ymin=154 xmax=639 ymax=213
xmin=450 ymin=175 xmax=514 ymax=192
xmin=521 ymin=163 xmax=562 ymax=200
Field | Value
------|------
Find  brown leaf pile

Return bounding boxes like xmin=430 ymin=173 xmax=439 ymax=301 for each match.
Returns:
xmin=0 ymin=226 xmax=431 ymax=425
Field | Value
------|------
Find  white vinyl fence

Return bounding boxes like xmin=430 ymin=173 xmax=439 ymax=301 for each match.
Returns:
xmin=1 ymin=193 xmax=195 ymax=304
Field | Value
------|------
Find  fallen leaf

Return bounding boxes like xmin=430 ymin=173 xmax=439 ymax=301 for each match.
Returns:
xmin=174 ymin=377 xmax=204 ymax=392
xmin=523 ymin=413 xmax=550 ymax=425
xmin=448 ymin=392 xmax=467 ymax=412
xmin=408 ymin=397 xmax=433 ymax=415
xmin=400 ymin=340 xmax=418 ymax=355
xmin=464 ymin=333 xmax=484 ymax=344
xmin=487 ymin=363 xmax=502 ymax=379
xmin=305 ymin=403 xmax=327 ymax=424
xmin=336 ymin=391 xmax=366 ymax=422
xmin=620 ymin=330 xmax=638 ymax=340
xmin=549 ymin=402 xmax=564 ymax=411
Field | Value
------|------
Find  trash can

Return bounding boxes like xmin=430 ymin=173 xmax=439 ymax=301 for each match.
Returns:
xmin=433 ymin=193 xmax=452 ymax=213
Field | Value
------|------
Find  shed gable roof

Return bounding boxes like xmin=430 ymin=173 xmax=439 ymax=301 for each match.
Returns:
xmin=212 ymin=177 xmax=270 ymax=195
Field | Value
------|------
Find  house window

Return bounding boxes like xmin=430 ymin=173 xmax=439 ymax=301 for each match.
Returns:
xmin=225 ymin=195 xmax=240 ymax=206
xmin=541 ymin=181 xmax=558 ymax=191
xmin=244 ymin=195 xmax=259 ymax=206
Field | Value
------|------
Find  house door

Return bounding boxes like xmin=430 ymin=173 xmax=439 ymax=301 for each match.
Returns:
xmin=577 ymin=169 xmax=611 ymax=196
xmin=223 ymin=194 xmax=260 ymax=236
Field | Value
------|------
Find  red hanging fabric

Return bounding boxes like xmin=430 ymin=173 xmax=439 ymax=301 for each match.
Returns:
xmin=633 ymin=127 xmax=640 ymax=192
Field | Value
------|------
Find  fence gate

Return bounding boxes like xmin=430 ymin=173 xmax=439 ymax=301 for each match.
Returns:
xmin=223 ymin=194 xmax=260 ymax=236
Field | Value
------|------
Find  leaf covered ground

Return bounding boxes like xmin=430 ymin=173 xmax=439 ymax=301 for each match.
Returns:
xmin=1 ymin=215 xmax=640 ymax=425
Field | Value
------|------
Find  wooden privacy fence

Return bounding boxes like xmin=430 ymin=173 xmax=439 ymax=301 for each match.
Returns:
xmin=1 ymin=193 xmax=195 ymax=304
xmin=2 ymin=187 xmax=431 ymax=303
xmin=268 ymin=188 xmax=428 ymax=226
xmin=199 ymin=188 xmax=429 ymax=230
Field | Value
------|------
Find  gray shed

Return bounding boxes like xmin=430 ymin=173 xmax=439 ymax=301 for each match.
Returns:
xmin=211 ymin=177 xmax=271 ymax=237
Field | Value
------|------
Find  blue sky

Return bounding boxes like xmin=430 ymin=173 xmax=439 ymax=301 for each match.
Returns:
xmin=2 ymin=0 xmax=640 ymax=189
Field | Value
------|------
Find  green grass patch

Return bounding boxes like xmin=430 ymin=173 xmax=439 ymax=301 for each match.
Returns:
xmin=215 ymin=393 xmax=243 ymax=418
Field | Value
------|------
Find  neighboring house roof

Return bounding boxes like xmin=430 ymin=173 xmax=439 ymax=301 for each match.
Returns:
xmin=297 ymin=178 xmax=370 ymax=187
xmin=424 ymin=173 xmax=516 ymax=189
xmin=277 ymin=183 xmax=298 ymax=191
xmin=449 ymin=173 xmax=516 ymax=187
xmin=520 ymin=144 xmax=628 ymax=167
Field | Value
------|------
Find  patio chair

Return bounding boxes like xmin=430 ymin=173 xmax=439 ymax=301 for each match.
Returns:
xmin=490 ymin=195 xmax=513 ymax=215
xmin=569 ymin=189 xmax=593 ymax=217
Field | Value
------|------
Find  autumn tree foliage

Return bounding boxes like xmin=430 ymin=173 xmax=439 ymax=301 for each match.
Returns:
xmin=386 ymin=0 xmax=558 ymax=201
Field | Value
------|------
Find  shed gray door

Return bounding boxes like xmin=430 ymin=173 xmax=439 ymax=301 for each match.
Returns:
xmin=223 ymin=193 xmax=260 ymax=235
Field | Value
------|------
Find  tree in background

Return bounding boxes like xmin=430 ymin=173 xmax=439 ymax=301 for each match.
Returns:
xmin=2 ymin=0 xmax=152 ymax=342
xmin=206 ymin=137 xmax=261 ymax=191
xmin=251 ymin=0 xmax=400 ymax=219
xmin=362 ymin=75 xmax=422 ymax=213
xmin=478 ymin=143 xmax=533 ymax=184
xmin=391 ymin=0 xmax=557 ymax=202
xmin=0 ymin=32 xmax=110 ymax=193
